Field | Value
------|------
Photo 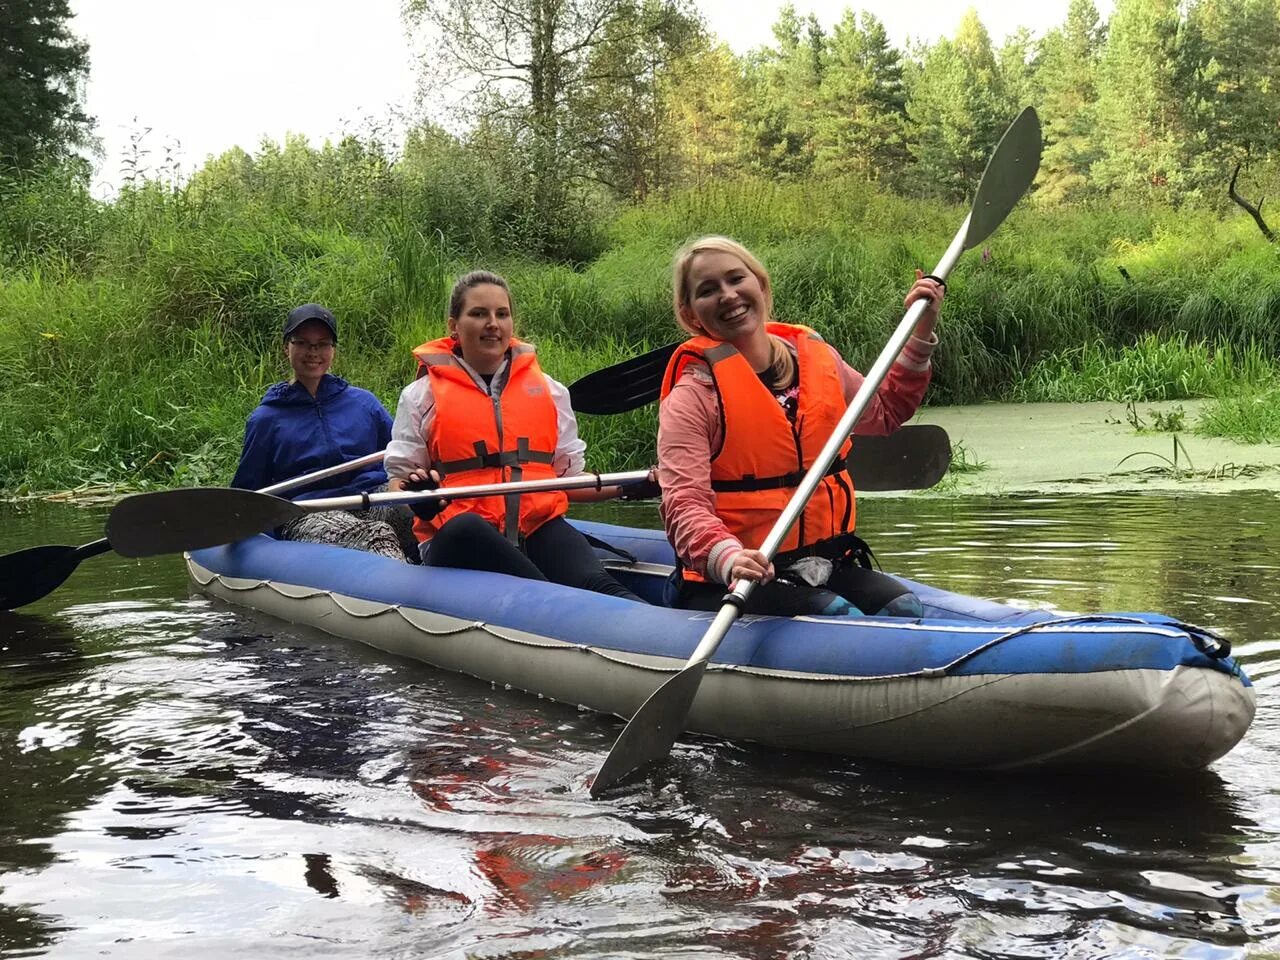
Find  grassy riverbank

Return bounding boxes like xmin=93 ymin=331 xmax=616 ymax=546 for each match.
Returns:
xmin=2 ymin=158 xmax=1279 ymax=495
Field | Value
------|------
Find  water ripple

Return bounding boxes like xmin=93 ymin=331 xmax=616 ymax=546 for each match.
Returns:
xmin=1 ymin=492 xmax=1278 ymax=958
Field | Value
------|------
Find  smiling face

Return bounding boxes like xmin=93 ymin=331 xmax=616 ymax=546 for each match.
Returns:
xmin=284 ymin=319 xmax=336 ymax=391
xmin=448 ymin=283 xmax=514 ymax=376
xmin=679 ymin=250 xmax=771 ymax=345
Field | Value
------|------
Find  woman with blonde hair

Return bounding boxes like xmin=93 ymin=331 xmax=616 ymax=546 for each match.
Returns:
xmin=657 ymin=236 xmax=944 ymax=617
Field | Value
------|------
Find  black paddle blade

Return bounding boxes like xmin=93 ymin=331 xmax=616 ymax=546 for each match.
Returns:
xmin=964 ymin=107 xmax=1042 ymax=251
xmin=106 ymin=488 xmax=302 ymax=558
xmin=0 ymin=545 xmax=83 ymax=611
xmin=850 ymin=424 xmax=951 ymax=491
xmin=569 ymin=342 xmax=679 ymax=415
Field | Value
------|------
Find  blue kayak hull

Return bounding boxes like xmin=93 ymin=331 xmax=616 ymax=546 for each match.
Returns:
xmin=187 ymin=520 xmax=1255 ymax=772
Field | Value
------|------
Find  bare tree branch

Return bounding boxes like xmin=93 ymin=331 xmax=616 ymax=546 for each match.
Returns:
xmin=1229 ymin=162 xmax=1276 ymax=243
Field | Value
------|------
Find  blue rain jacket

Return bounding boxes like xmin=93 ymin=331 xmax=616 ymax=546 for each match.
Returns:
xmin=231 ymin=374 xmax=392 ymax=500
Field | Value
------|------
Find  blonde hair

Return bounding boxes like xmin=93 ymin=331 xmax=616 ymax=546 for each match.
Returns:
xmin=671 ymin=235 xmax=773 ymax=337
xmin=671 ymin=236 xmax=795 ymax=389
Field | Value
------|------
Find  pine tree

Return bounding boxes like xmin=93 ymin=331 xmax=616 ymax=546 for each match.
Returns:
xmin=743 ymin=4 xmax=826 ymax=178
xmin=905 ymin=9 xmax=1008 ymax=199
xmin=1091 ymin=0 xmax=1194 ymax=194
xmin=1186 ymin=0 xmax=1280 ymax=172
xmin=998 ymin=28 xmax=1037 ymax=113
xmin=811 ymin=11 xmax=910 ymax=184
xmin=1036 ymin=0 xmax=1106 ymax=203
xmin=0 ymin=0 xmax=94 ymax=169
xmin=663 ymin=40 xmax=752 ymax=186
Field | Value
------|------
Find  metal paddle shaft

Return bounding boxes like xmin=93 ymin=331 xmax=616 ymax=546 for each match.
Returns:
xmin=105 ymin=469 xmax=653 ymax=558
xmin=256 ymin=450 xmax=387 ymax=496
xmin=590 ymin=107 xmax=1042 ymax=798
xmin=0 ymin=450 xmax=388 ymax=610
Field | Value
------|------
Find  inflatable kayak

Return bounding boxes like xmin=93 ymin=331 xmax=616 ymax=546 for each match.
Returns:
xmin=186 ymin=520 xmax=1254 ymax=772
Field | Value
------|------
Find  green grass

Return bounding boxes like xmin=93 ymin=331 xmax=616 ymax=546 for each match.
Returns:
xmin=1011 ymin=334 xmax=1280 ymax=445
xmin=1011 ymin=334 xmax=1279 ymax=403
xmin=4 ymin=144 xmax=1280 ymax=494
xmin=1198 ymin=387 xmax=1280 ymax=444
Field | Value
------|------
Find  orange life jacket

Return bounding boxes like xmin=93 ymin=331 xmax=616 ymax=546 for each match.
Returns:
xmin=660 ymin=322 xmax=856 ymax=581
xmin=410 ymin=336 xmax=567 ymax=543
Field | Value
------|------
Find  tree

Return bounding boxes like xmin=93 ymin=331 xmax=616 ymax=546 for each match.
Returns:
xmin=742 ymin=4 xmax=826 ymax=178
xmin=1035 ymin=0 xmax=1106 ymax=203
xmin=811 ymin=11 xmax=910 ymax=183
xmin=997 ymin=27 xmax=1036 ymax=112
xmin=1091 ymin=0 xmax=1195 ymax=194
xmin=905 ymin=9 xmax=1008 ymax=199
xmin=663 ymin=40 xmax=752 ymax=186
xmin=569 ymin=0 xmax=704 ymax=198
xmin=0 ymin=0 xmax=94 ymax=169
xmin=403 ymin=0 xmax=693 ymax=252
xmin=1186 ymin=0 xmax=1280 ymax=171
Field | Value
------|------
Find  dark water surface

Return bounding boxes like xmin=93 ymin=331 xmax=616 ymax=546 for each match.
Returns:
xmin=1 ymin=493 xmax=1277 ymax=959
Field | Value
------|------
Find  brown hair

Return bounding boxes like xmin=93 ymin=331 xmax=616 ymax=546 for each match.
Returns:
xmin=448 ymin=270 xmax=514 ymax=320
xmin=670 ymin=235 xmax=773 ymax=337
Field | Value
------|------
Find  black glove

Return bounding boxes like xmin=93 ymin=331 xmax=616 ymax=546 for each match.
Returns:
xmin=403 ymin=470 xmax=447 ymax=521
xmin=619 ymin=476 xmax=661 ymax=501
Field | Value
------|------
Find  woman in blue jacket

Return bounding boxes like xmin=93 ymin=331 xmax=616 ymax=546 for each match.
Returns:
xmin=231 ymin=304 xmax=417 ymax=561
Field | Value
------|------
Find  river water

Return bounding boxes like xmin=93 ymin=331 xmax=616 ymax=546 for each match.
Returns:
xmin=1 ymin=492 xmax=1277 ymax=959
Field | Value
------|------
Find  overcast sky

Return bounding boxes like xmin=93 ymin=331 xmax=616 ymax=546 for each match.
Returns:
xmin=69 ymin=1 xmax=1111 ymax=194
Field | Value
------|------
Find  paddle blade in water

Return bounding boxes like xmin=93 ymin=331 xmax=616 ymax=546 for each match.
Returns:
xmin=0 ymin=545 xmax=83 ymax=611
xmin=590 ymin=660 xmax=709 ymax=797
xmin=106 ymin=488 xmax=301 ymax=558
xmin=964 ymin=106 xmax=1042 ymax=251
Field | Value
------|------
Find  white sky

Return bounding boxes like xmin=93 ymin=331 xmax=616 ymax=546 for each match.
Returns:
xmin=70 ymin=1 xmax=1111 ymax=194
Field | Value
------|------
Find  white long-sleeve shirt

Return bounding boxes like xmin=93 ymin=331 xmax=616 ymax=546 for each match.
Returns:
xmin=385 ymin=353 xmax=587 ymax=480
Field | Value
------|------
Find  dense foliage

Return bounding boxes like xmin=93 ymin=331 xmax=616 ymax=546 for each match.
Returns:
xmin=1 ymin=0 xmax=1278 ymax=493
xmin=400 ymin=0 xmax=1280 ymax=233
xmin=1 ymin=141 xmax=1277 ymax=493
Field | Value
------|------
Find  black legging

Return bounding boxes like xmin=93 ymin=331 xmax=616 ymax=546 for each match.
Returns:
xmin=423 ymin=513 xmax=644 ymax=602
xmin=672 ymin=560 xmax=920 ymax=617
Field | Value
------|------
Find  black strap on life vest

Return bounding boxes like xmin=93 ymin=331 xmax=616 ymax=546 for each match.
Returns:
xmin=711 ymin=457 xmax=850 ymax=494
xmin=774 ymin=532 xmax=875 ymax=571
xmin=436 ymin=438 xmax=557 ymax=476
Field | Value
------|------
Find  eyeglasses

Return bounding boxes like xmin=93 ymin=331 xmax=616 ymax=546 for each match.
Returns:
xmin=289 ymin=338 xmax=335 ymax=354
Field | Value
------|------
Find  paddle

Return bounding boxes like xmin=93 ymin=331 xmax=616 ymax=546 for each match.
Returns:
xmin=105 ymin=469 xmax=653 ymax=558
xmin=589 ymin=106 xmax=1042 ymax=798
xmin=569 ymin=342 xmax=679 ymax=415
xmin=848 ymin=425 xmax=950 ymax=492
xmin=0 ymin=450 xmax=387 ymax=611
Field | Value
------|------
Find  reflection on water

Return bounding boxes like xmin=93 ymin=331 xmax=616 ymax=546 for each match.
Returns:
xmin=0 ymin=492 xmax=1277 ymax=958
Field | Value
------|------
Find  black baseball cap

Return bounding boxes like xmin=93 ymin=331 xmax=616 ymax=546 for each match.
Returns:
xmin=282 ymin=304 xmax=338 ymax=343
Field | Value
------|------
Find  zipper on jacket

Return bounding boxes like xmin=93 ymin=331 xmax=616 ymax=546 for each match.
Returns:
xmin=314 ymin=398 xmax=339 ymax=471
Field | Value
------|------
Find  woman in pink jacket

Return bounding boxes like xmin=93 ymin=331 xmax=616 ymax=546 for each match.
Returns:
xmin=656 ymin=235 xmax=944 ymax=617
